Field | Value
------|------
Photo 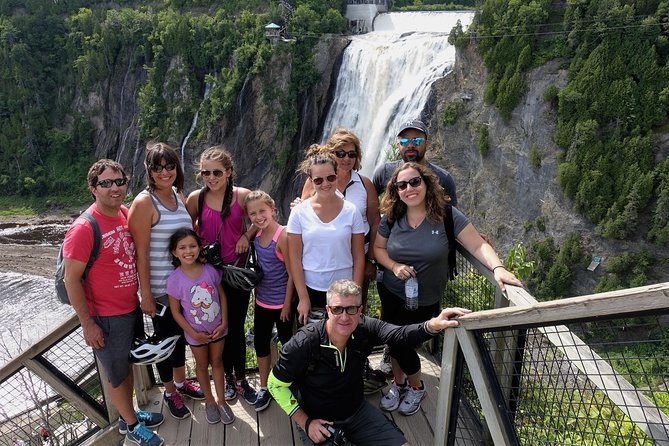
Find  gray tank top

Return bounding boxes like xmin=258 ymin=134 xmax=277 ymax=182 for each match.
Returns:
xmin=142 ymin=189 xmax=193 ymax=300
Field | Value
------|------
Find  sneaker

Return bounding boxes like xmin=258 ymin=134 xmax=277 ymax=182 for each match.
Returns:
xmin=380 ymin=381 xmax=406 ymax=412
xmin=164 ymin=391 xmax=190 ymax=419
xmin=379 ymin=346 xmax=393 ymax=377
xmin=398 ymin=381 xmax=427 ymax=416
xmin=176 ymin=380 xmax=205 ymax=400
xmin=235 ymin=379 xmax=258 ymax=404
xmin=224 ymin=375 xmax=237 ymax=401
xmin=219 ymin=402 xmax=235 ymax=425
xmin=205 ymin=403 xmax=221 ymax=424
xmin=118 ymin=411 xmax=164 ymax=434
xmin=126 ymin=422 xmax=164 ymax=446
xmin=363 ymin=359 xmax=387 ymax=395
xmin=254 ymin=388 xmax=271 ymax=412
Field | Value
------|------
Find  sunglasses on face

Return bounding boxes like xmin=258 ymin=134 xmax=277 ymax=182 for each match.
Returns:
xmin=312 ymin=174 xmax=337 ymax=185
xmin=395 ymin=176 xmax=423 ymax=191
xmin=329 ymin=305 xmax=362 ymax=315
xmin=151 ymin=163 xmax=176 ymax=173
xmin=333 ymin=150 xmax=357 ymax=159
xmin=200 ymin=169 xmax=225 ymax=177
xmin=96 ymin=178 xmax=128 ymax=188
xmin=398 ymin=137 xmax=426 ymax=147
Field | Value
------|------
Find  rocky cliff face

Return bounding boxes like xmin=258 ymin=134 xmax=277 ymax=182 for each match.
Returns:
xmin=72 ymin=36 xmax=349 ymax=220
xmin=429 ymin=45 xmax=669 ymax=294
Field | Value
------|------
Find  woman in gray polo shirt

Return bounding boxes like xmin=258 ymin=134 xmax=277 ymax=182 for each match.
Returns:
xmin=374 ymin=162 xmax=522 ymax=417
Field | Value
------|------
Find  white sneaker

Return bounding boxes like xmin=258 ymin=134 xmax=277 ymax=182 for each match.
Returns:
xmin=380 ymin=381 xmax=406 ymax=412
xmin=398 ymin=381 xmax=426 ymax=416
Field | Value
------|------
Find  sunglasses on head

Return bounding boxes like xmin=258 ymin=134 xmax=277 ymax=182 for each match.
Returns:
xmin=398 ymin=137 xmax=426 ymax=147
xmin=395 ymin=176 xmax=422 ymax=191
xmin=329 ymin=305 xmax=362 ymax=315
xmin=200 ymin=169 xmax=225 ymax=177
xmin=312 ymin=174 xmax=337 ymax=185
xmin=333 ymin=150 xmax=357 ymax=159
xmin=96 ymin=178 xmax=128 ymax=188
xmin=151 ymin=163 xmax=176 ymax=173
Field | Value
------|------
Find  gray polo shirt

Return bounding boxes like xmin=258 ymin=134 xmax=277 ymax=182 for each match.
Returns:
xmin=378 ymin=207 xmax=469 ymax=306
xmin=372 ymin=160 xmax=458 ymax=206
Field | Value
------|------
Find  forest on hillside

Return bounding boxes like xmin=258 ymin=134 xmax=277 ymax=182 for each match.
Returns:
xmin=2 ymin=0 xmax=669 ymax=285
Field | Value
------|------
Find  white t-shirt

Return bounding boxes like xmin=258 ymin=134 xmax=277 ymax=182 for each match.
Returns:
xmin=287 ymin=199 xmax=365 ymax=291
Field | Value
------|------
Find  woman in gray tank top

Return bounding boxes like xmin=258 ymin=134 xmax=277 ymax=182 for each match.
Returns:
xmin=128 ymin=142 xmax=203 ymax=419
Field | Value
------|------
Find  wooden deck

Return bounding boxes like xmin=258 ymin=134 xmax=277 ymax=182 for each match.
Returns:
xmin=97 ymin=351 xmax=443 ymax=446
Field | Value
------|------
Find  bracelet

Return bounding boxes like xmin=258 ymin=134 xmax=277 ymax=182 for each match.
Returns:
xmin=424 ymin=321 xmax=440 ymax=335
xmin=492 ymin=265 xmax=505 ymax=273
xmin=304 ymin=417 xmax=313 ymax=433
xmin=367 ymin=258 xmax=376 ymax=264
xmin=241 ymin=233 xmax=249 ymax=241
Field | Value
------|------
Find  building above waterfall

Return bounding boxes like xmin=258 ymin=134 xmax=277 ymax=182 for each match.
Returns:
xmin=345 ymin=0 xmax=388 ymax=34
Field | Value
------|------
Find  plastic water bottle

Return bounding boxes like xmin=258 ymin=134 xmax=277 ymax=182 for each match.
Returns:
xmin=405 ymin=267 xmax=419 ymax=310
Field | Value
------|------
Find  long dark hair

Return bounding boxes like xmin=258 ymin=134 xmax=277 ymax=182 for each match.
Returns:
xmin=168 ymin=228 xmax=203 ymax=267
xmin=380 ymin=162 xmax=450 ymax=225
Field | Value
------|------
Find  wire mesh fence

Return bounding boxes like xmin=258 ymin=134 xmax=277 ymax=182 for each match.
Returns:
xmin=453 ymin=313 xmax=669 ymax=445
xmin=0 ymin=325 xmax=104 ymax=446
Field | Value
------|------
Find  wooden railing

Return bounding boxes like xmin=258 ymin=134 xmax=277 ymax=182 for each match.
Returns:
xmin=434 ymin=247 xmax=669 ymax=445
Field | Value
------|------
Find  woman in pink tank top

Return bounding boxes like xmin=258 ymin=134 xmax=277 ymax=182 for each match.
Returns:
xmin=186 ymin=146 xmax=259 ymax=406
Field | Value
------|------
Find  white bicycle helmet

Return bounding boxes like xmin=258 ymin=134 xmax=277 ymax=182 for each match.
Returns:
xmin=129 ymin=334 xmax=180 ymax=365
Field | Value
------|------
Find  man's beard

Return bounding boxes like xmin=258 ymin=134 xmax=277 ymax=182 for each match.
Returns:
xmin=401 ymin=150 xmax=425 ymax=162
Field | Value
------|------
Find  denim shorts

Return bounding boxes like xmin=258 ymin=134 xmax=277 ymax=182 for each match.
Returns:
xmin=93 ymin=307 xmax=142 ymax=388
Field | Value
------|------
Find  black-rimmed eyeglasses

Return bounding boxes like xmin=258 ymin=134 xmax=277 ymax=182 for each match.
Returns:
xmin=333 ymin=150 xmax=357 ymax=159
xmin=395 ymin=176 xmax=422 ymax=191
xmin=151 ymin=163 xmax=176 ymax=173
xmin=328 ymin=305 xmax=362 ymax=315
xmin=96 ymin=178 xmax=128 ymax=188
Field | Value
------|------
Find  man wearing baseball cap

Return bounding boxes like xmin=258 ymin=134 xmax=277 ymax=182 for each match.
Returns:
xmin=372 ymin=118 xmax=457 ymax=206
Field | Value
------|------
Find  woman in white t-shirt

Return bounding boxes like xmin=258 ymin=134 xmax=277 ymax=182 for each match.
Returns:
xmin=287 ymin=153 xmax=366 ymax=325
xmin=299 ymin=129 xmax=380 ymax=304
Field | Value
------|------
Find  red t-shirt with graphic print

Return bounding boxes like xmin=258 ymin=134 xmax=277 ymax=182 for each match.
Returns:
xmin=63 ymin=204 xmax=139 ymax=316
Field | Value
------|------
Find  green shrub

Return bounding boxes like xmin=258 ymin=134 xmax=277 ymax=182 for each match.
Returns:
xmin=543 ymin=85 xmax=559 ymax=103
xmin=529 ymin=143 xmax=541 ymax=169
xmin=476 ymin=124 xmax=489 ymax=157
xmin=442 ymin=100 xmax=464 ymax=125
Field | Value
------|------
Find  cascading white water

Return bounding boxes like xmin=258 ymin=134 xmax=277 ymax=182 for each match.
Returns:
xmin=320 ymin=11 xmax=474 ymax=177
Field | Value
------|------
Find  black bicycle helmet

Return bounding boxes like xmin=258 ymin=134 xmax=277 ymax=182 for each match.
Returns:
xmin=129 ymin=334 xmax=180 ymax=365
xmin=222 ymin=264 xmax=263 ymax=291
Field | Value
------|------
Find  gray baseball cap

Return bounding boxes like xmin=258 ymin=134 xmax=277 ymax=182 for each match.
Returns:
xmin=397 ymin=119 xmax=428 ymax=138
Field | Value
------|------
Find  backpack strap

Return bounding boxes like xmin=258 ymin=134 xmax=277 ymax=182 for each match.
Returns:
xmin=81 ymin=207 xmax=128 ymax=278
xmin=444 ymin=205 xmax=457 ymax=280
xmin=79 ymin=211 xmax=101 ymax=279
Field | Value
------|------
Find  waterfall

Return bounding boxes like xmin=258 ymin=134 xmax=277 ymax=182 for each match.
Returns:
xmin=181 ymin=79 xmax=215 ymax=165
xmin=320 ymin=11 xmax=474 ymax=177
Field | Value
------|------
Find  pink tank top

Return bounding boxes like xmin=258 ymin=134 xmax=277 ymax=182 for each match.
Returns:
xmin=199 ymin=189 xmax=246 ymax=266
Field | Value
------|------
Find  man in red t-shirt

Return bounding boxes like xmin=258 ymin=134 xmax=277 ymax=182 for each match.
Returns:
xmin=63 ymin=159 xmax=164 ymax=446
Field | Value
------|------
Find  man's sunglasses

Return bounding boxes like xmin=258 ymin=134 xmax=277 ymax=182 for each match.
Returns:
xmin=201 ymin=169 xmax=225 ymax=177
xmin=312 ymin=174 xmax=337 ymax=186
xmin=333 ymin=150 xmax=357 ymax=159
xmin=96 ymin=178 xmax=128 ymax=188
xmin=398 ymin=137 xmax=426 ymax=147
xmin=329 ymin=305 xmax=362 ymax=315
xmin=151 ymin=163 xmax=176 ymax=173
xmin=395 ymin=176 xmax=422 ymax=191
